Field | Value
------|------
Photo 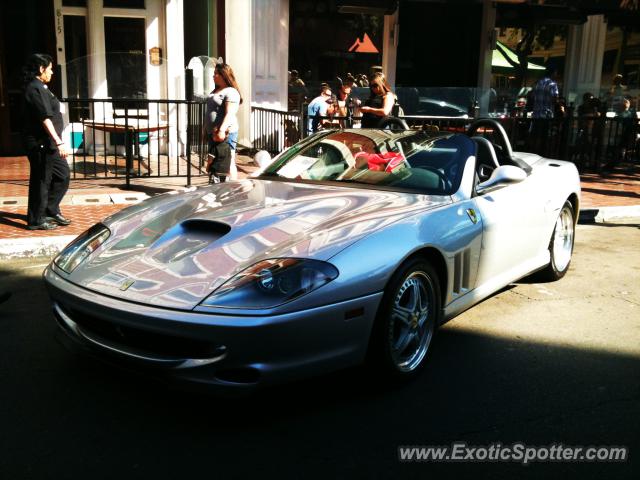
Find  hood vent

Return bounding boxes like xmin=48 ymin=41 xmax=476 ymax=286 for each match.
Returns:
xmin=149 ymin=219 xmax=231 ymax=264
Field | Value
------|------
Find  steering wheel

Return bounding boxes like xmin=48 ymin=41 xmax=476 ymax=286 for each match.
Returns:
xmin=377 ymin=116 xmax=409 ymax=131
xmin=467 ymin=119 xmax=513 ymax=162
xmin=417 ymin=166 xmax=449 ymax=190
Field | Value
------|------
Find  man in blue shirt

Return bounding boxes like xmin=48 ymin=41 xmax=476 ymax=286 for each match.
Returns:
xmin=533 ymin=69 xmax=561 ymax=119
xmin=530 ymin=68 xmax=563 ymax=155
xmin=307 ymin=84 xmax=335 ymax=135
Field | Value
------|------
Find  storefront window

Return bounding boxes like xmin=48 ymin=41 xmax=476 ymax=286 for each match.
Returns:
xmin=288 ymin=0 xmax=384 ymax=89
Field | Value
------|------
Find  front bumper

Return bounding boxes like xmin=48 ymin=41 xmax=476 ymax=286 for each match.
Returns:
xmin=44 ymin=267 xmax=382 ymax=391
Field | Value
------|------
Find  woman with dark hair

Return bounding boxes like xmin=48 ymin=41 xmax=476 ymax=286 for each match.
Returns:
xmin=360 ymin=72 xmax=395 ymax=128
xmin=22 ymin=53 xmax=71 ymax=230
xmin=205 ymin=62 xmax=243 ymax=182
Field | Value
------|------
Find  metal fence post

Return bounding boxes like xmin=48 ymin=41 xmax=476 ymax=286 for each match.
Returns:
xmin=186 ymin=101 xmax=192 ymax=187
xmin=300 ymin=103 xmax=307 ymax=139
xmin=185 ymin=68 xmax=194 ymax=101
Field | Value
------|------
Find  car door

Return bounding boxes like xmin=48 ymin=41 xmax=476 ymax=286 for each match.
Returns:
xmin=472 ymin=171 xmax=548 ymax=287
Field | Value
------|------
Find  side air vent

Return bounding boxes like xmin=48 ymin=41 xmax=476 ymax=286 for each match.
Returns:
xmin=453 ymin=248 xmax=472 ymax=294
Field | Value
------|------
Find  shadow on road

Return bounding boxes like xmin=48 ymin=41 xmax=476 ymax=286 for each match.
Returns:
xmin=0 ymin=262 xmax=637 ymax=479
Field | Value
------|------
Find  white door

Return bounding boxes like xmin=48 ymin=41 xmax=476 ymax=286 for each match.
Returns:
xmin=473 ymin=176 xmax=548 ymax=287
xmin=252 ymin=0 xmax=288 ymax=108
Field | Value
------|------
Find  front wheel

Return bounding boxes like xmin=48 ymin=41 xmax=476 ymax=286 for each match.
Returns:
xmin=539 ymin=200 xmax=575 ymax=281
xmin=368 ymin=259 xmax=441 ymax=379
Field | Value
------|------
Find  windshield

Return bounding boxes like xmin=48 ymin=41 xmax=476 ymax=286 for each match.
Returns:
xmin=260 ymin=130 xmax=474 ymax=195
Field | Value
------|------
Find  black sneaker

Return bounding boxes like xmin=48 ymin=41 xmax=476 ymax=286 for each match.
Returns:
xmin=27 ymin=221 xmax=58 ymax=230
xmin=46 ymin=214 xmax=72 ymax=226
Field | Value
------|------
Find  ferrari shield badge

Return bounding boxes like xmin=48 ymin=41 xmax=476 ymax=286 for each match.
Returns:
xmin=120 ymin=278 xmax=135 ymax=291
xmin=466 ymin=208 xmax=478 ymax=224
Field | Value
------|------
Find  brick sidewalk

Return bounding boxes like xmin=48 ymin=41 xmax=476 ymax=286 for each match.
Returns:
xmin=1 ymin=155 xmax=638 ymax=242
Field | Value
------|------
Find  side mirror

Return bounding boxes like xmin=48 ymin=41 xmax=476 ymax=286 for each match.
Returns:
xmin=476 ymin=165 xmax=527 ymax=195
xmin=254 ymin=150 xmax=272 ymax=168
xmin=251 ymin=150 xmax=273 ymax=177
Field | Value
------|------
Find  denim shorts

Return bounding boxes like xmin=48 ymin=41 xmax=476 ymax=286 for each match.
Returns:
xmin=227 ymin=131 xmax=238 ymax=151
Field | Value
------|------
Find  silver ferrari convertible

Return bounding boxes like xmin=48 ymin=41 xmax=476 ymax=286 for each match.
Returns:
xmin=44 ymin=119 xmax=580 ymax=391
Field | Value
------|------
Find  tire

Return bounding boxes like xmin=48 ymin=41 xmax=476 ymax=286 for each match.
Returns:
xmin=539 ymin=200 xmax=575 ymax=281
xmin=368 ymin=258 xmax=441 ymax=380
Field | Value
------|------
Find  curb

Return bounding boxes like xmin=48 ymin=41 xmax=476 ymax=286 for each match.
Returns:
xmin=578 ymin=205 xmax=640 ymax=224
xmin=0 ymin=235 xmax=77 ymax=260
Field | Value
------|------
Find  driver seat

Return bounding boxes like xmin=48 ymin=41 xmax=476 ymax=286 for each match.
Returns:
xmin=471 ymin=136 xmax=500 ymax=182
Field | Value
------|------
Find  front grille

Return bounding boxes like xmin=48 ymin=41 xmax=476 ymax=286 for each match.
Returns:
xmin=60 ymin=303 xmax=222 ymax=359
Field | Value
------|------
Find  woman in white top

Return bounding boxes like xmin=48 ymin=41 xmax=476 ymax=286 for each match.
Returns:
xmin=205 ymin=62 xmax=242 ymax=181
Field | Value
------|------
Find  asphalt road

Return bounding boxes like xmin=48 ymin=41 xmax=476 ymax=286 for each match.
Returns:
xmin=1 ymin=221 xmax=638 ymax=479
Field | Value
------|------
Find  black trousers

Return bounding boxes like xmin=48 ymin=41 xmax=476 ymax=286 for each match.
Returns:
xmin=27 ymin=146 xmax=70 ymax=226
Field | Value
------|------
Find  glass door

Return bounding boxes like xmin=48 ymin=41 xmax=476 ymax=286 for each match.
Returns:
xmin=104 ymin=16 xmax=147 ymax=106
xmin=63 ymin=14 xmax=89 ymax=122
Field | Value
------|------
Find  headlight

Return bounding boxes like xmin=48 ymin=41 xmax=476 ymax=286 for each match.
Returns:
xmin=200 ymin=258 xmax=338 ymax=309
xmin=54 ymin=223 xmax=111 ymax=273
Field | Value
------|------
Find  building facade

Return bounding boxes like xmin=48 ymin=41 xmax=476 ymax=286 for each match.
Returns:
xmin=1 ymin=0 xmax=636 ymax=155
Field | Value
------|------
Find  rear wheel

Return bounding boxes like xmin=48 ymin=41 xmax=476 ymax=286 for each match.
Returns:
xmin=539 ymin=200 xmax=575 ymax=281
xmin=368 ymin=258 xmax=441 ymax=379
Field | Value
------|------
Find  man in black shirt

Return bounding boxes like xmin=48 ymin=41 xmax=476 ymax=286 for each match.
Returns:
xmin=22 ymin=54 xmax=71 ymax=230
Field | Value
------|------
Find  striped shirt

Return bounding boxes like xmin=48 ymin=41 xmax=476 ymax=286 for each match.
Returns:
xmin=532 ymin=77 xmax=559 ymax=119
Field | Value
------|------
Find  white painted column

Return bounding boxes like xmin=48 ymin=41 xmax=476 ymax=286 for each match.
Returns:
xmin=86 ymin=0 xmax=107 ymax=150
xmin=145 ymin=0 xmax=164 ymax=101
xmin=226 ymin=0 xmax=253 ymax=148
xmin=476 ymin=0 xmax=496 ymax=116
xmin=165 ymin=0 xmax=185 ymax=101
xmin=87 ymin=0 xmax=107 ymax=100
xmin=382 ymin=8 xmax=399 ymax=88
xmin=165 ymin=0 xmax=186 ymax=156
xmin=564 ymin=15 xmax=607 ymax=107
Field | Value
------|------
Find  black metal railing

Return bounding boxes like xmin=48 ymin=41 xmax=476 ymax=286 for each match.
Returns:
xmin=253 ymin=105 xmax=638 ymax=172
xmin=251 ymin=106 xmax=305 ymax=155
xmin=62 ymin=97 xmax=208 ymax=187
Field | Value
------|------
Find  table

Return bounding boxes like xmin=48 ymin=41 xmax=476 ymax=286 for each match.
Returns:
xmin=83 ymin=119 xmax=169 ymax=186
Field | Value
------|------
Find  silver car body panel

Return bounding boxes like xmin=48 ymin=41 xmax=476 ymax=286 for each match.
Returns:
xmin=44 ymin=126 xmax=581 ymax=390
xmin=45 ymin=267 xmax=383 ymax=388
xmin=59 ymin=180 xmax=451 ymax=310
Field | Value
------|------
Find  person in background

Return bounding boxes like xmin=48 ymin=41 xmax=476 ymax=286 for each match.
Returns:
xmin=608 ymin=74 xmax=627 ymax=114
xmin=360 ymin=72 xmax=395 ymax=128
xmin=307 ymin=83 xmax=335 ymax=135
xmin=205 ymin=61 xmax=242 ymax=182
xmin=289 ymin=70 xmax=305 ymax=87
xmin=335 ymin=76 xmax=360 ymax=127
xmin=531 ymin=68 xmax=562 ymax=154
xmin=22 ymin=53 xmax=71 ymax=230
xmin=577 ymin=92 xmax=601 ymax=140
xmin=604 ymin=98 xmax=638 ymax=171
xmin=532 ymin=68 xmax=562 ymax=120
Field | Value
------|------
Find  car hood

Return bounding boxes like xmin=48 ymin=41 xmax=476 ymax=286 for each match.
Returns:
xmin=64 ymin=179 xmax=449 ymax=309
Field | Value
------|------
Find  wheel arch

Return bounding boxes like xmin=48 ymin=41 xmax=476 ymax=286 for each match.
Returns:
xmin=568 ymin=192 xmax=580 ymax=224
xmin=401 ymin=246 xmax=448 ymax=313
